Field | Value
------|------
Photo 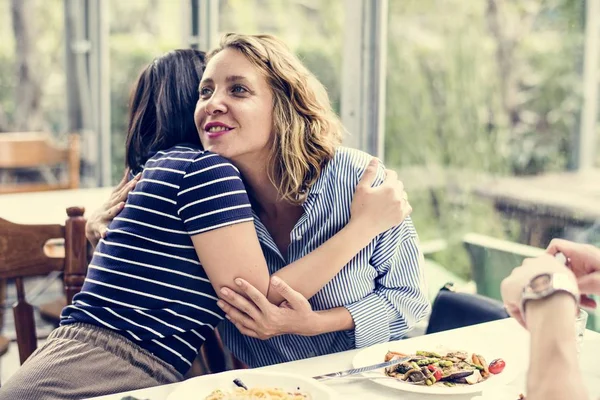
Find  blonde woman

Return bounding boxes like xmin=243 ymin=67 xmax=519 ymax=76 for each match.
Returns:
xmin=88 ymin=33 xmax=430 ymax=370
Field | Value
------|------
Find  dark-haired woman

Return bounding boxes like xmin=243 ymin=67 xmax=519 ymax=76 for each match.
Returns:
xmin=0 ymin=49 xmax=409 ymax=400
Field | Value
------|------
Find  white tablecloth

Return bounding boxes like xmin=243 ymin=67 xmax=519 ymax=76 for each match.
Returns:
xmin=0 ymin=187 xmax=113 ymax=225
xmin=89 ymin=319 xmax=600 ymax=400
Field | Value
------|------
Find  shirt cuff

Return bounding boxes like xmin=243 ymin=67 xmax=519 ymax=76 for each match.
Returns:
xmin=344 ymin=293 xmax=390 ymax=348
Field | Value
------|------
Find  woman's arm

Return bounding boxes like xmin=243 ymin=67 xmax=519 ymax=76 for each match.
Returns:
xmin=500 ymin=253 xmax=589 ymax=400
xmin=338 ymin=219 xmax=430 ymax=346
xmin=193 ymin=218 xmax=375 ymax=303
xmin=526 ymin=294 xmax=588 ymax=400
xmin=192 ymin=158 xmax=411 ymax=305
xmin=312 ymin=307 xmax=354 ymax=333
xmin=285 ymin=221 xmax=430 ymax=341
xmin=219 ymin=217 xmax=430 ymax=341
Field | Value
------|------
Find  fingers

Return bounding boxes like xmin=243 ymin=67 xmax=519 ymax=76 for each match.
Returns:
xmin=403 ymin=198 xmax=413 ymax=218
xmin=577 ymin=272 xmax=600 ymax=295
xmin=218 ymin=287 xmax=261 ymax=320
xmin=580 ymin=294 xmax=597 ymax=309
xmin=92 ymin=202 xmax=125 ymax=240
xmin=358 ymin=158 xmax=379 ymax=188
xmin=114 ymin=169 xmax=131 ymax=191
xmin=105 ymin=202 xmax=125 ymax=219
xmin=217 ymin=300 xmax=259 ymax=330
xmin=110 ymin=173 xmax=140 ymax=206
xmin=270 ymin=277 xmax=309 ymax=309
xmin=546 ymin=238 xmax=573 ymax=256
xmin=98 ymin=225 xmax=109 ymax=239
xmin=399 ymin=189 xmax=412 ymax=217
xmin=387 ymin=170 xmax=405 ymax=202
xmin=234 ymin=279 xmax=271 ymax=312
xmin=383 ymin=168 xmax=398 ymax=184
xmin=382 ymin=169 xmax=410 ymax=222
xmin=85 ymin=225 xmax=101 ymax=247
xmin=545 ymin=239 xmax=591 ymax=266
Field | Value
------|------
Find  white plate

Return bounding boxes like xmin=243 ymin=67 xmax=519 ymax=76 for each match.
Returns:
xmin=166 ymin=370 xmax=339 ymax=400
xmin=352 ymin=337 xmax=521 ymax=395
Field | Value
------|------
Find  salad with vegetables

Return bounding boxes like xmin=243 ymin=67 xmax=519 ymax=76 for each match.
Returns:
xmin=383 ymin=350 xmax=506 ymax=387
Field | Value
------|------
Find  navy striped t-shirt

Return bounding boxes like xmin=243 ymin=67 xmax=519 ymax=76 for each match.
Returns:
xmin=61 ymin=145 xmax=254 ymax=375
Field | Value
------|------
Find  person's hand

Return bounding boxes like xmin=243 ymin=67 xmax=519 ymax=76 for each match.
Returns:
xmin=500 ymin=254 xmax=578 ymax=328
xmin=350 ymin=158 xmax=412 ymax=237
xmin=217 ymin=277 xmax=318 ymax=339
xmin=85 ymin=170 xmax=141 ymax=247
xmin=547 ymin=239 xmax=600 ymax=302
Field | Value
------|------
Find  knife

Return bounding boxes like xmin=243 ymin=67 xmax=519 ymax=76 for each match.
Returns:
xmin=312 ymin=356 xmax=412 ymax=381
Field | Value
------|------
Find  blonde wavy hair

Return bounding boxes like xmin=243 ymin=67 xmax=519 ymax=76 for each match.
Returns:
xmin=206 ymin=33 xmax=343 ymax=204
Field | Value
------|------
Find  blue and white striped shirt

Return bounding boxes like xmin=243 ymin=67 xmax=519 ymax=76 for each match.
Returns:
xmin=61 ymin=145 xmax=254 ymax=375
xmin=219 ymin=147 xmax=431 ymax=368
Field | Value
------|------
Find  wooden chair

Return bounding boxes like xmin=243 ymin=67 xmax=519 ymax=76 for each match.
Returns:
xmin=0 ymin=132 xmax=80 ymax=194
xmin=0 ymin=207 xmax=88 ymax=364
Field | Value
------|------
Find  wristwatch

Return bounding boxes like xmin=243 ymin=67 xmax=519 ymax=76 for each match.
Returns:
xmin=520 ymin=272 xmax=580 ymax=317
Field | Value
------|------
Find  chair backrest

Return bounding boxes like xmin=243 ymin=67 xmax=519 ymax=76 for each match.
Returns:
xmin=0 ymin=207 xmax=88 ymax=364
xmin=0 ymin=132 xmax=80 ymax=194
xmin=426 ymin=284 xmax=509 ymax=335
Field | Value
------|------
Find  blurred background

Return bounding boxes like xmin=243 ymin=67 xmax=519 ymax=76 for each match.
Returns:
xmin=0 ymin=0 xmax=599 ymax=335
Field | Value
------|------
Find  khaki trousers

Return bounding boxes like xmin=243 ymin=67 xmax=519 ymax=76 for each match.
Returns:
xmin=0 ymin=323 xmax=183 ymax=400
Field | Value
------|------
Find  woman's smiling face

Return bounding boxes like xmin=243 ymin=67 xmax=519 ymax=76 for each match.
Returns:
xmin=194 ymin=48 xmax=274 ymax=164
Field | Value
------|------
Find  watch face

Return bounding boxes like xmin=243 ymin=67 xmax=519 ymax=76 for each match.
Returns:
xmin=530 ymin=274 xmax=551 ymax=293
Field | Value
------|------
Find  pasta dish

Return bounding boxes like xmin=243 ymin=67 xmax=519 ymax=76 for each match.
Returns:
xmin=204 ymin=387 xmax=310 ymax=400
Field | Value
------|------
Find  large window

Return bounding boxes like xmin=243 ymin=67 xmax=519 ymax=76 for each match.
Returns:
xmin=385 ymin=0 xmax=598 ymax=327
xmin=0 ymin=0 xmax=67 ymax=134
xmin=108 ymin=0 xmax=187 ymax=180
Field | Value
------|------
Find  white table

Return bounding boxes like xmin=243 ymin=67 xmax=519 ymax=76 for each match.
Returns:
xmin=0 ymin=187 xmax=113 ymax=225
xmin=89 ymin=319 xmax=600 ymax=400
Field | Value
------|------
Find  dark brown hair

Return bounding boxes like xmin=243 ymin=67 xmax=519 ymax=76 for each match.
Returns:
xmin=125 ymin=49 xmax=206 ymax=173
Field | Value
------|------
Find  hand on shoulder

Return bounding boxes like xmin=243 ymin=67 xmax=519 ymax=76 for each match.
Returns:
xmin=350 ymin=158 xmax=412 ymax=238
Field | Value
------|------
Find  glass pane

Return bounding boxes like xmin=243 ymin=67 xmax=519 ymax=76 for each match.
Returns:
xmin=0 ymin=0 xmax=72 ymax=189
xmin=386 ymin=0 xmax=599 ymax=329
xmin=109 ymin=0 xmax=184 ymax=181
xmin=0 ymin=0 xmax=66 ymax=133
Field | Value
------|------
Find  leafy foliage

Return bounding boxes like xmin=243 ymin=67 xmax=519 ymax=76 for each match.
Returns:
xmin=0 ymin=0 xmax=594 ymax=280
xmin=384 ymin=0 xmax=586 ymax=278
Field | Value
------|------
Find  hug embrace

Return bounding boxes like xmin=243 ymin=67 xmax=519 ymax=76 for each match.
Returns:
xmin=0 ymin=33 xmax=429 ymax=400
